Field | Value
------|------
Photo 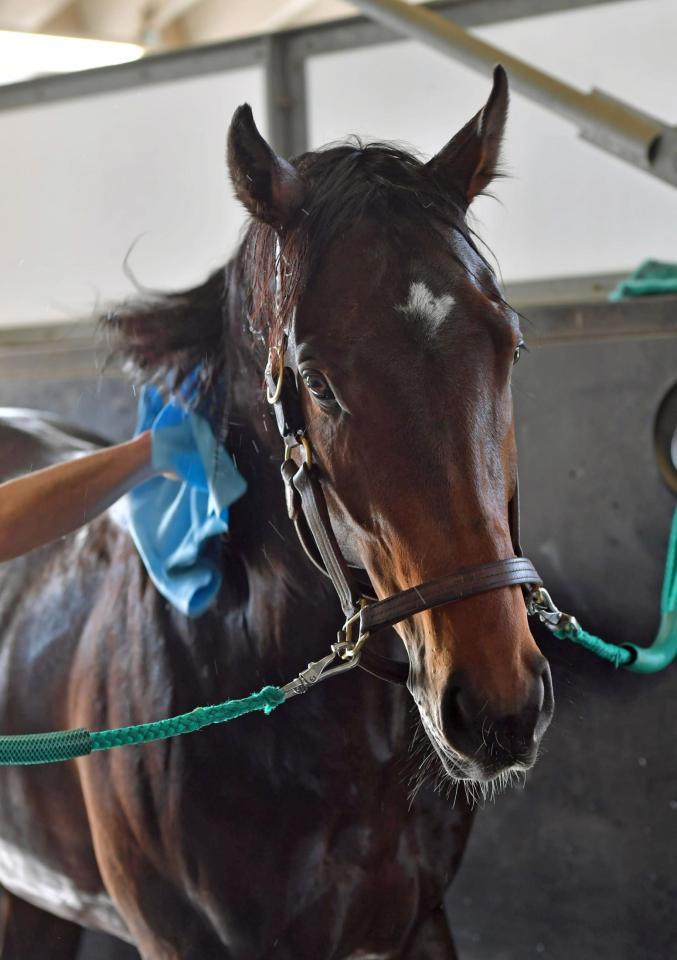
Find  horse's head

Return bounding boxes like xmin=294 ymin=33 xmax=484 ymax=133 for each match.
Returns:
xmin=228 ymin=66 xmax=553 ymax=790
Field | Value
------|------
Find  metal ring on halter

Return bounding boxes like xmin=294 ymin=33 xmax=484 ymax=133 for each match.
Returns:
xmin=338 ymin=598 xmax=370 ymax=660
xmin=284 ymin=435 xmax=312 ymax=464
xmin=266 ymin=348 xmax=285 ymax=405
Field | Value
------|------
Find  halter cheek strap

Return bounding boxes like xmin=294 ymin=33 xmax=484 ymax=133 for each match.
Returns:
xmin=266 ymin=345 xmax=542 ymax=687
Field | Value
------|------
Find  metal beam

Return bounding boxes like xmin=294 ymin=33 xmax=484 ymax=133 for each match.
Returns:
xmin=516 ymin=295 xmax=677 ymax=346
xmin=264 ymin=33 xmax=308 ymax=157
xmin=505 ymin=273 xmax=627 ymax=309
xmin=0 ymin=0 xmax=637 ymax=114
xmin=350 ymin=0 xmax=677 ymax=189
xmin=286 ymin=0 xmax=637 ymax=59
xmin=0 ymin=320 xmax=105 ymax=381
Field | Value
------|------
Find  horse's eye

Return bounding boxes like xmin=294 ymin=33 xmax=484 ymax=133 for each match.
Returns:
xmin=513 ymin=341 xmax=525 ymax=365
xmin=302 ymin=370 xmax=335 ymax=403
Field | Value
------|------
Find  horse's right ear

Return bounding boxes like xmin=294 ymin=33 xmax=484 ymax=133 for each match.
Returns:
xmin=425 ymin=64 xmax=509 ymax=207
xmin=227 ymin=104 xmax=304 ymax=230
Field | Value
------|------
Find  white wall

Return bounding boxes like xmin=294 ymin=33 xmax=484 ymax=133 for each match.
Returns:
xmin=0 ymin=67 xmax=263 ymax=327
xmin=2 ymin=0 xmax=676 ymax=328
xmin=307 ymin=0 xmax=677 ymax=283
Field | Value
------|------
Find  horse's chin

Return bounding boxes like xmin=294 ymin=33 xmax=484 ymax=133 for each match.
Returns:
xmin=421 ymin=719 xmax=532 ymax=805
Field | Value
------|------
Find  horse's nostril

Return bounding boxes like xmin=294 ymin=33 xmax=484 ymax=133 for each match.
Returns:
xmin=534 ymin=661 xmax=555 ymax=741
xmin=455 ymin=687 xmax=481 ymax=728
xmin=533 ymin=671 xmax=545 ymax=713
xmin=441 ymin=662 xmax=554 ymax=769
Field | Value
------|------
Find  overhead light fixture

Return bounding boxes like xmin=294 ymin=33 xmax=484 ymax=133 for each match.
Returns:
xmin=0 ymin=30 xmax=144 ymax=86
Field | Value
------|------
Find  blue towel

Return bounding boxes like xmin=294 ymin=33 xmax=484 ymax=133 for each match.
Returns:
xmin=127 ymin=382 xmax=247 ymax=617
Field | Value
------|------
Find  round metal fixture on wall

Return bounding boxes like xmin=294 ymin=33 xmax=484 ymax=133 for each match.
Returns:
xmin=654 ymin=381 xmax=677 ymax=495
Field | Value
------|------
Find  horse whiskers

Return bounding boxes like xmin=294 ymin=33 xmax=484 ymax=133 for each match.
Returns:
xmin=404 ymin=720 xmax=440 ymax=809
xmin=409 ymin=717 xmax=530 ymax=809
xmin=406 ymin=752 xmax=437 ymax=810
xmin=455 ymin=766 xmax=527 ymax=807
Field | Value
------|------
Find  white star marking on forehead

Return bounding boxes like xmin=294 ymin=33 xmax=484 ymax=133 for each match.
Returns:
xmin=396 ymin=281 xmax=456 ymax=333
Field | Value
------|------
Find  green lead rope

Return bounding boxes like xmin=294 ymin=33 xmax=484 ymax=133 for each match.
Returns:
xmin=1 ymin=511 xmax=676 ymax=766
xmin=0 ymin=686 xmax=285 ymax=766
xmin=552 ymin=622 xmax=633 ymax=669
xmin=553 ymin=507 xmax=677 ymax=674
xmin=660 ymin=506 xmax=677 ymax=614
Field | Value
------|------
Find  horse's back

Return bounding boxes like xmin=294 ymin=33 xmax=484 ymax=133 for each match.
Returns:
xmin=0 ymin=408 xmax=108 ymax=482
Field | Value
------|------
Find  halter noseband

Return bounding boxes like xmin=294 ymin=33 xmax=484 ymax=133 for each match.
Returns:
xmin=265 ymin=338 xmax=542 ymax=687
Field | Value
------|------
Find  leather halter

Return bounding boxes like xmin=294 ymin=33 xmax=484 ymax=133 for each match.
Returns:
xmin=266 ymin=342 xmax=542 ymax=687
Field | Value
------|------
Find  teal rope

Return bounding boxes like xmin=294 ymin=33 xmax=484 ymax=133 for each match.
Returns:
xmin=0 ymin=686 xmax=284 ymax=766
xmin=660 ymin=506 xmax=677 ymax=614
xmin=553 ymin=506 xmax=677 ymax=673
xmin=552 ymin=622 xmax=633 ymax=669
xmin=3 ymin=508 xmax=677 ymax=764
xmin=0 ymin=729 xmax=92 ymax=766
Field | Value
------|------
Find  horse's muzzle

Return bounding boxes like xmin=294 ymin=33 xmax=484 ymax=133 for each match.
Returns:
xmin=439 ymin=659 xmax=554 ymax=777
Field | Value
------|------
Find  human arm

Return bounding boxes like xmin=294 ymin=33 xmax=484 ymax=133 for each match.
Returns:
xmin=0 ymin=431 xmax=155 ymax=562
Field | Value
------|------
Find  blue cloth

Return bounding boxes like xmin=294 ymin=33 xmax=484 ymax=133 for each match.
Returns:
xmin=127 ymin=382 xmax=247 ymax=617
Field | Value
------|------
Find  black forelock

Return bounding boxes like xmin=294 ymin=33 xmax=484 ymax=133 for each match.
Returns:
xmin=243 ymin=139 xmax=498 ymax=350
xmin=103 ymin=139 xmax=502 ymax=401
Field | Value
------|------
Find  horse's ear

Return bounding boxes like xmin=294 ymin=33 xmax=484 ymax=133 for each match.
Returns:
xmin=227 ymin=104 xmax=303 ymax=230
xmin=425 ymin=65 xmax=509 ymax=206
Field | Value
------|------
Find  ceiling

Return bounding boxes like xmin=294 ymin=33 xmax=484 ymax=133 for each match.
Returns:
xmin=0 ymin=0 xmax=366 ymax=49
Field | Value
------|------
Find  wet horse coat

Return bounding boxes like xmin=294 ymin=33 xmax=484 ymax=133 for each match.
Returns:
xmin=0 ymin=410 xmax=473 ymax=958
xmin=0 ymin=68 xmax=551 ymax=958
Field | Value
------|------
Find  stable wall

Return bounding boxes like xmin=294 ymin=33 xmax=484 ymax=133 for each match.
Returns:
xmin=2 ymin=1 xmax=677 ymax=329
xmin=307 ymin=0 xmax=677 ymax=283
xmin=0 ymin=66 xmax=263 ymax=327
xmin=446 ymin=317 xmax=677 ymax=960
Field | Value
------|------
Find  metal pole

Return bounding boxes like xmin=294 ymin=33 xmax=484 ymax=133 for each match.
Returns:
xmin=264 ymin=34 xmax=308 ymax=158
xmin=350 ymin=0 xmax=677 ymax=189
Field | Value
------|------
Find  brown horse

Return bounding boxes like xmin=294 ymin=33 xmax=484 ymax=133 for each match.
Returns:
xmin=0 ymin=66 xmax=552 ymax=959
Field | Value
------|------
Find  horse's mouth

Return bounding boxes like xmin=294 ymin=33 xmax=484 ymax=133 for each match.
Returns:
xmin=420 ymin=715 xmax=535 ymax=799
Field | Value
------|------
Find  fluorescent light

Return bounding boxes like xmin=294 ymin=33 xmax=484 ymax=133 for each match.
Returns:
xmin=0 ymin=30 xmax=144 ymax=86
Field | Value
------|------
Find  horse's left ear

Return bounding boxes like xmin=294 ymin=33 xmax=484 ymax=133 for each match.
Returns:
xmin=425 ymin=64 xmax=509 ymax=206
xmin=227 ymin=103 xmax=304 ymax=230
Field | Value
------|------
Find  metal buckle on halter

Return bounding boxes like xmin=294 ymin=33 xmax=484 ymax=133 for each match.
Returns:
xmin=281 ymin=643 xmax=362 ymax=700
xmin=266 ymin=344 xmax=286 ymax=405
xmin=280 ymin=598 xmax=371 ymax=700
xmin=336 ymin=598 xmax=370 ymax=661
xmin=266 ymin=340 xmax=308 ymax=451
xmin=526 ymin=586 xmax=580 ymax=636
xmin=284 ymin=434 xmax=312 ymax=464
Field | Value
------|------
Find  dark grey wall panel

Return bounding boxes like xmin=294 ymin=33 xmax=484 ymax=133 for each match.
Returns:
xmin=0 ymin=377 xmax=136 ymax=444
xmin=447 ymin=331 xmax=677 ymax=960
